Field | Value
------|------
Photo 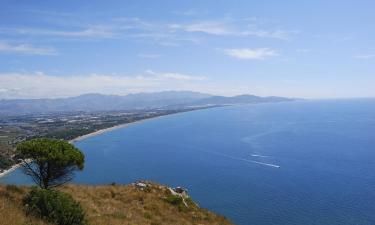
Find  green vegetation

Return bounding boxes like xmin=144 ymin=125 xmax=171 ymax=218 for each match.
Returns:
xmin=165 ymin=194 xmax=183 ymax=205
xmin=24 ymin=187 xmax=86 ymax=225
xmin=16 ymin=138 xmax=85 ymax=189
xmin=7 ymin=138 xmax=87 ymax=225
xmin=0 ymin=154 xmax=13 ymax=169
xmin=44 ymin=128 xmax=97 ymax=141
xmin=165 ymin=194 xmax=191 ymax=212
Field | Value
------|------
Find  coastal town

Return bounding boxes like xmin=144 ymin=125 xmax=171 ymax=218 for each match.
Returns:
xmin=0 ymin=106 xmax=213 ymax=172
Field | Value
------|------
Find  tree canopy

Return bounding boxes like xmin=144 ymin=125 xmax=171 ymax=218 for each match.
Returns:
xmin=17 ymin=138 xmax=84 ymax=189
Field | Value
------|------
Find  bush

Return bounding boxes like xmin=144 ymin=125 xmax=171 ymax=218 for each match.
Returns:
xmin=165 ymin=194 xmax=183 ymax=205
xmin=0 ymin=155 xmax=13 ymax=169
xmin=165 ymin=194 xmax=190 ymax=212
xmin=24 ymin=187 xmax=86 ymax=225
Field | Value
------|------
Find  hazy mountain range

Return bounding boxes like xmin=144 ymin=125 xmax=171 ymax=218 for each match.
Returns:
xmin=0 ymin=91 xmax=294 ymax=115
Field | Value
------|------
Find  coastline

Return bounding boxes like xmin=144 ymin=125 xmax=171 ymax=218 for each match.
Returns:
xmin=69 ymin=106 xmax=220 ymax=143
xmin=0 ymin=163 xmax=22 ymax=179
xmin=0 ymin=107 xmax=217 ymax=179
xmin=0 ymin=159 xmax=33 ymax=179
xmin=69 ymin=114 xmax=167 ymax=143
xmin=0 ymin=114 xmax=172 ymax=179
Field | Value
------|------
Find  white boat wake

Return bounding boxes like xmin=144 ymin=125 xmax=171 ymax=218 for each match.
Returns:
xmin=199 ymin=150 xmax=280 ymax=168
xmin=250 ymin=154 xmax=270 ymax=158
xmin=241 ymin=158 xmax=280 ymax=168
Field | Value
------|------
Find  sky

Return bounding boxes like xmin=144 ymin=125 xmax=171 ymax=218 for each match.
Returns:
xmin=0 ymin=0 xmax=374 ymax=99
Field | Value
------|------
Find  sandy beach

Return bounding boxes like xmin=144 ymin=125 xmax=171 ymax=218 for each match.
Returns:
xmin=69 ymin=115 xmax=166 ymax=143
xmin=0 ymin=162 xmax=22 ymax=178
xmin=0 ymin=159 xmax=34 ymax=179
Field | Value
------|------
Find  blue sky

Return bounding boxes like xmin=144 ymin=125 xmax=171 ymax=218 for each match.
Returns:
xmin=0 ymin=0 xmax=374 ymax=99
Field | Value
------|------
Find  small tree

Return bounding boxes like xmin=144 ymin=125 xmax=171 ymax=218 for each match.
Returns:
xmin=17 ymin=138 xmax=84 ymax=189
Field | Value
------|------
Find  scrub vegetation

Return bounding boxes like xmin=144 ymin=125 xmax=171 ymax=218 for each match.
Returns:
xmin=0 ymin=182 xmax=233 ymax=225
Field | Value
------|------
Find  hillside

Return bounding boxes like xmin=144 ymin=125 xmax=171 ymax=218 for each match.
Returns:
xmin=0 ymin=181 xmax=234 ymax=225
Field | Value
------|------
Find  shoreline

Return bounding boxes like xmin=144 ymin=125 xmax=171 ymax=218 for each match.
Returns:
xmin=0 ymin=113 xmax=178 ymax=179
xmin=0 ymin=117 xmax=154 ymax=179
xmin=69 ymin=107 xmax=219 ymax=143
xmin=69 ymin=114 xmax=168 ymax=143
xmin=0 ymin=107 xmax=219 ymax=179
xmin=0 ymin=163 xmax=22 ymax=178
xmin=0 ymin=159 xmax=33 ymax=179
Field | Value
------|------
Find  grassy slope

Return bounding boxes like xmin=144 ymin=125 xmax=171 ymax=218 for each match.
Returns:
xmin=0 ymin=185 xmax=51 ymax=225
xmin=0 ymin=182 xmax=234 ymax=225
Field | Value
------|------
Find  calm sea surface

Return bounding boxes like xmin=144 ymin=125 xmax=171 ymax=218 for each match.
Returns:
xmin=2 ymin=100 xmax=375 ymax=225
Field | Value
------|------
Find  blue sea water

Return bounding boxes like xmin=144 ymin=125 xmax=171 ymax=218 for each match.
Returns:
xmin=2 ymin=100 xmax=375 ymax=225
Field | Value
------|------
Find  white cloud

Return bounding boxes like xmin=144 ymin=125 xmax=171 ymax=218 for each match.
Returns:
xmin=177 ymin=21 xmax=232 ymax=35
xmin=0 ymin=16 xmax=296 ymax=47
xmin=222 ymin=48 xmax=278 ymax=60
xmin=0 ymin=42 xmax=57 ymax=55
xmin=161 ymin=73 xmax=206 ymax=81
xmin=0 ymin=71 xmax=207 ymax=99
xmin=241 ymin=29 xmax=298 ymax=40
xmin=354 ymin=54 xmax=375 ymax=59
xmin=145 ymin=70 xmax=207 ymax=81
xmin=0 ymin=26 xmax=115 ymax=39
xmin=111 ymin=17 xmax=297 ymax=44
xmin=169 ymin=19 xmax=297 ymax=40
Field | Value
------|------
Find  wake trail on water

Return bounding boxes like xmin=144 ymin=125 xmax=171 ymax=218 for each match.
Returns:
xmin=250 ymin=154 xmax=270 ymax=158
xmin=199 ymin=150 xmax=280 ymax=168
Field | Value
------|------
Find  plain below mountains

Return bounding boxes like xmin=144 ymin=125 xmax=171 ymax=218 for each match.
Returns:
xmin=0 ymin=91 xmax=294 ymax=115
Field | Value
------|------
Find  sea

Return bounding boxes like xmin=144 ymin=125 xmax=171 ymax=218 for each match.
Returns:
xmin=1 ymin=99 xmax=375 ymax=225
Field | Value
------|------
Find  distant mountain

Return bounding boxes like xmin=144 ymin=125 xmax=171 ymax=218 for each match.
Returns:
xmin=193 ymin=94 xmax=293 ymax=105
xmin=0 ymin=91 xmax=211 ymax=115
xmin=0 ymin=91 xmax=294 ymax=115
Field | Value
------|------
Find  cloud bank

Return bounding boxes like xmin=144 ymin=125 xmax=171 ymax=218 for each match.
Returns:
xmin=223 ymin=48 xmax=278 ymax=60
xmin=0 ymin=71 xmax=208 ymax=99
xmin=0 ymin=42 xmax=57 ymax=55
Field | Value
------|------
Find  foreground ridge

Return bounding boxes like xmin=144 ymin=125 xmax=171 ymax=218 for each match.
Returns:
xmin=0 ymin=181 xmax=234 ymax=225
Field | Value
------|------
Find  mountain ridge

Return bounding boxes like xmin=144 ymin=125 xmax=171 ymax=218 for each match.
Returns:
xmin=0 ymin=91 xmax=294 ymax=115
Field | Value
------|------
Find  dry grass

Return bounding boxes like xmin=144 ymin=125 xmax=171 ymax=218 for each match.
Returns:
xmin=0 ymin=182 xmax=234 ymax=225
xmin=0 ymin=185 xmax=51 ymax=225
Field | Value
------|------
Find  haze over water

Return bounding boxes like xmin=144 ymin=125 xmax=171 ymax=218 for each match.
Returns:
xmin=2 ymin=100 xmax=375 ymax=225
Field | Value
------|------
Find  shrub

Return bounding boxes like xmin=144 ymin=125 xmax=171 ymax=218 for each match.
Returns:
xmin=165 ymin=194 xmax=183 ymax=205
xmin=165 ymin=194 xmax=190 ymax=212
xmin=24 ymin=187 xmax=86 ymax=225
xmin=0 ymin=155 xmax=13 ymax=169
